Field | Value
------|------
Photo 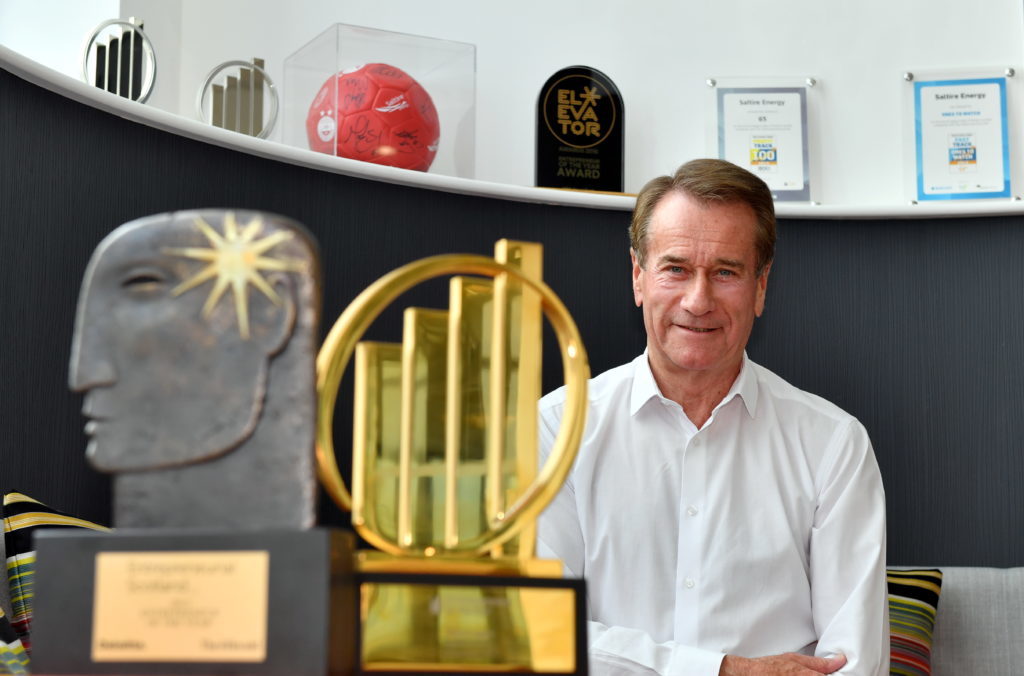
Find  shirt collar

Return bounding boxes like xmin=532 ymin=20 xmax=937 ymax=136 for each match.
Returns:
xmin=630 ymin=351 xmax=759 ymax=418
xmin=730 ymin=353 xmax=758 ymax=418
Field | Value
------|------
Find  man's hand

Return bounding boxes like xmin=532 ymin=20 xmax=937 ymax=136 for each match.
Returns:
xmin=720 ymin=652 xmax=847 ymax=675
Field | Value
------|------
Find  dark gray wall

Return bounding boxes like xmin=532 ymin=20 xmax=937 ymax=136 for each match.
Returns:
xmin=2 ymin=65 xmax=1021 ymax=566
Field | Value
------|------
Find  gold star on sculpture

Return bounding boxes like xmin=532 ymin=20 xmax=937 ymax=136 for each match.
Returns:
xmin=164 ymin=213 xmax=306 ymax=339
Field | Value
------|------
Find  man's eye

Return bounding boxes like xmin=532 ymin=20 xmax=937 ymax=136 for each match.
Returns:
xmin=717 ymin=269 xmax=736 ymax=277
xmin=669 ymin=266 xmax=683 ymax=274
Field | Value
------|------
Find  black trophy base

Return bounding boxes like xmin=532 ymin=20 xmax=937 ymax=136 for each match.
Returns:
xmin=30 ymin=527 xmax=356 ymax=676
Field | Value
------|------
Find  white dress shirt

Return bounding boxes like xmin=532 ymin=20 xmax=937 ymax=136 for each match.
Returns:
xmin=537 ymin=353 xmax=888 ymax=676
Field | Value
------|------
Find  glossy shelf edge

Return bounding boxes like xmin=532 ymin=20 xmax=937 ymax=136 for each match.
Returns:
xmin=5 ymin=44 xmax=1024 ymax=220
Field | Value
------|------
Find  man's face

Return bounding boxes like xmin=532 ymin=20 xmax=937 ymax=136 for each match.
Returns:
xmin=69 ymin=215 xmax=278 ymax=472
xmin=632 ymin=191 xmax=769 ymax=386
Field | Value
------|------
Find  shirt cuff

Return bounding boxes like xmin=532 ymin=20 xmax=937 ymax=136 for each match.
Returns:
xmin=667 ymin=648 xmax=725 ymax=676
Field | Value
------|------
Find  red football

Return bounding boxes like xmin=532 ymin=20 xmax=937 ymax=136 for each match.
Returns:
xmin=306 ymin=63 xmax=440 ymax=172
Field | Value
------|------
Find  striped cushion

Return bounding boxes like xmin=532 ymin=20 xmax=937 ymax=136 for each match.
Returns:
xmin=888 ymin=568 xmax=942 ymax=676
xmin=0 ymin=607 xmax=27 ymax=676
xmin=2 ymin=491 xmax=108 ymax=660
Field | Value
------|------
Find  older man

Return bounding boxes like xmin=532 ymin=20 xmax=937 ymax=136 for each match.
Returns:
xmin=538 ymin=159 xmax=888 ymax=675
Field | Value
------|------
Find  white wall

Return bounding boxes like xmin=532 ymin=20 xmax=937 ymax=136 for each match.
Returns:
xmin=0 ymin=0 xmax=117 ymax=79
xmin=118 ymin=0 xmax=181 ymax=114
xmin=3 ymin=0 xmax=1023 ymax=206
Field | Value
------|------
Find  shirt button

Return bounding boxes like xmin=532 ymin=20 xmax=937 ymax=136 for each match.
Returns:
xmin=685 ymin=578 xmax=696 ymax=589
xmin=686 ymin=506 xmax=698 ymax=517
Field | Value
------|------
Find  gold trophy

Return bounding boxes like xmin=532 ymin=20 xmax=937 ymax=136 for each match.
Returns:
xmin=316 ymin=240 xmax=589 ymax=673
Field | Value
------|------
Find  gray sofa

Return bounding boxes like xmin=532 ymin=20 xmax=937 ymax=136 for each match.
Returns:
xmin=931 ymin=567 xmax=1024 ymax=675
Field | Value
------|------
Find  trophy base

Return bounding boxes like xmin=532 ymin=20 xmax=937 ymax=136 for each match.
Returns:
xmin=355 ymin=553 xmax=587 ymax=675
xmin=30 ymin=527 xmax=356 ymax=675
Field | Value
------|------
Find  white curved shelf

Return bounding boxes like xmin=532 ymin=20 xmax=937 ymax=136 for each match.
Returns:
xmin=5 ymin=44 xmax=1024 ymax=220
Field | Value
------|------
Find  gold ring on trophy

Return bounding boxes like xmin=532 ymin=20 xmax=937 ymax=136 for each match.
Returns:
xmin=316 ymin=253 xmax=588 ymax=557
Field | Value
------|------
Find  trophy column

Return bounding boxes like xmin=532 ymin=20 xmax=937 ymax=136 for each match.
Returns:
xmin=31 ymin=210 xmax=357 ymax=676
xmin=317 ymin=239 xmax=591 ymax=674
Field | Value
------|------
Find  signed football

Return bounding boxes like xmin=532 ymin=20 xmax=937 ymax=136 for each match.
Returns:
xmin=306 ymin=63 xmax=440 ymax=171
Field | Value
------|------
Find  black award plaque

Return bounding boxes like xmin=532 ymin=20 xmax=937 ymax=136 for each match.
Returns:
xmin=536 ymin=65 xmax=624 ymax=192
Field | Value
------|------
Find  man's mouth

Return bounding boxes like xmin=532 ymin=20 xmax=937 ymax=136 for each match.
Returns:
xmin=681 ymin=326 xmax=716 ymax=333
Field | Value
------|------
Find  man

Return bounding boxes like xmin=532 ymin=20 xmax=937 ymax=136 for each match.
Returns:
xmin=538 ymin=159 xmax=888 ymax=675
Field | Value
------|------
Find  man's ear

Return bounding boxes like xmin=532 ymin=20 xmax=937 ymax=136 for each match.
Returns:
xmin=630 ymin=248 xmax=643 ymax=308
xmin=253 ymin=272 xmax=297 ymax=357
xmin=755 ymin=262 xmax=771 ymax=318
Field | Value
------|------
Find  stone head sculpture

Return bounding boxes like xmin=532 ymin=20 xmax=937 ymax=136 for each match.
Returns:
xmin=69 ymin=210 xmax=320 ymax=529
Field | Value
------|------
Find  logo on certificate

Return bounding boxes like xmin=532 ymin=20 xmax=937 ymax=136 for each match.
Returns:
xmin=749 ymin=136 xmax=778 ymax=172
xmin=948 ymin=134 xmax=977 ymax=173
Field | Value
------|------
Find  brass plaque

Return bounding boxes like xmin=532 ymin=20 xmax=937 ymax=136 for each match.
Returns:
xmin=92 ymin=551 xmax=269 ymax=662
xmin=360 ymin=582 xmax=576 ymax=672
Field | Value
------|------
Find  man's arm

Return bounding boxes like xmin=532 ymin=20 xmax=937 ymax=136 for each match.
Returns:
xmin=719 ymin=654 xmax=847 ymax=675
xmin=808 ymin=420 xmax=889 ymax=675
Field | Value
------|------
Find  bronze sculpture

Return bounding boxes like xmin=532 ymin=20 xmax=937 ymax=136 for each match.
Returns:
xmin=69 ymin=209 xmax=320 ymax=529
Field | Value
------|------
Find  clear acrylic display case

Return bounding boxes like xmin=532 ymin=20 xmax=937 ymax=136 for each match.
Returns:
xmin=283 ymin=24 xmax=476 ymax=178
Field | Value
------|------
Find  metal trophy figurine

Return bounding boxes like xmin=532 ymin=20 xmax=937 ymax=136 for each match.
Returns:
xmin=69 ymin=209 xmax=320 ymax=529
xmin=316 ymin=239 xmax=590 ymax=673
xmin=32 ymin=210 xmax=350 ymax=676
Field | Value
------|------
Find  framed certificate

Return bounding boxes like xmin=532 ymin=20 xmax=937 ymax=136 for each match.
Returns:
xmin=714 ymin=84 xmax=811 ymax=201
xmin=913 ymin=76 xmax=1011 ymax=200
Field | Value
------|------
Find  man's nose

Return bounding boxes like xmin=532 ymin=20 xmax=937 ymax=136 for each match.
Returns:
xmin=680 ymin=274 xmax=715 ymax=315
